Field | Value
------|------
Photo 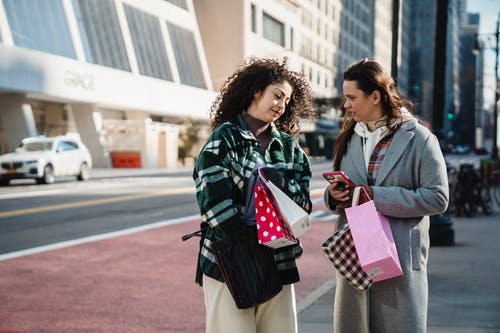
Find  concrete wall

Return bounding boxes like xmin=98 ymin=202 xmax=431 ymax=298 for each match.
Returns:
xmin=194 ymin=0 xmax=245 ymax=90
xmin=0 ymin=94 xmax=37 ymax=153
xmin=70 ymin=104 xmax=111 ymax=168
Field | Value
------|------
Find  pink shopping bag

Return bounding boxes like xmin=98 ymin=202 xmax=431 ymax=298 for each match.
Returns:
xmin=345 ymin=187 xmax=403 ymax=282
xmin=254 ymin=175 xmax=297 ymax=248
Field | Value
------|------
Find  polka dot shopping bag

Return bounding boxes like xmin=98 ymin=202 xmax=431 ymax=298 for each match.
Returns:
xmin=254 ymin=168 xmax=311 ymax=248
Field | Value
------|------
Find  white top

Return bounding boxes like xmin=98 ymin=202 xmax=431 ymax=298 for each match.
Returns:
xmin=353 ymin=107 xmax=414 ymax=170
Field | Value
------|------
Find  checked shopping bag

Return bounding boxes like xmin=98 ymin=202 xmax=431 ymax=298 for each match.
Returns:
xmin=321 ymin=223 xmax=373 ymax=292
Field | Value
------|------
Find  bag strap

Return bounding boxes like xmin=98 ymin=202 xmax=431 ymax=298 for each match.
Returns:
xmin=351 ymin=186 xmax=371 ymax=207
xmin=181 ymin=229 xmax=204 ymax=241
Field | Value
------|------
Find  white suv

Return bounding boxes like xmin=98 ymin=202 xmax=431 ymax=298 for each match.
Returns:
xmin=0 ymin=134 xmax=92 ymax=185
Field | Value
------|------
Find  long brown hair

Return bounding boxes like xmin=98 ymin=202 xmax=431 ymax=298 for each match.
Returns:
xmin=332 ymin=59 xmax=414 ymax=170
xmin=209 ymin=57 xmax=314 ymax=136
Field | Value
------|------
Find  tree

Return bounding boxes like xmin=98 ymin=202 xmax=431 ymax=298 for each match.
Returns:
xmin=178 ymin=118 xmax=200 ymax=165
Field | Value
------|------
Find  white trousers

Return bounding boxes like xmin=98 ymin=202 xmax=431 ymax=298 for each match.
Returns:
xmin=202 ymin=275 xmax=297 ymax=333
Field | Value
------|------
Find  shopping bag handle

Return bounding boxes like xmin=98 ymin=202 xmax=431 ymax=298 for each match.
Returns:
xmin=351 ymin=186 xmax=372 ymax=207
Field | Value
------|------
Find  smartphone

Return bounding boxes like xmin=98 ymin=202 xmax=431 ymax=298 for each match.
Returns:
xmin=322 ymin=171 xmax=356 ymax=189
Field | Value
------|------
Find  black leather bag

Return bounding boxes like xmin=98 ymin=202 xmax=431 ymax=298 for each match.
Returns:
xmin=212 ymin=227 xmax=282 ymax=309
xmin=182 ymin=226 xmax=282 ymax=309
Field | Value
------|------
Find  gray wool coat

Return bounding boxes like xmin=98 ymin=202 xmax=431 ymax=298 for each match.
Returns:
xmin=324 ymin=118 xmax=449 ymax=333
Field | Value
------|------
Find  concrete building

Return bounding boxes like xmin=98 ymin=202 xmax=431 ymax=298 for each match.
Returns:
xmin=194 ymin=0 xmax=343 ymax=158
xmin=0 ymin=0 xmax=215 ymax=168
xmin=1 ymin=0 xmax=415 ymax=166
xmin=194 ymin=0 xmax=341 ymax=99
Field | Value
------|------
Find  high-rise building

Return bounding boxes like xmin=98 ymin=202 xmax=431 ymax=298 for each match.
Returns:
xmin=336 ymin=0 xmax=374 ymax=91
xmin=408 ymin=0 xmax=437 ymax=122
xmin=458 ymin=13 xmax=480 ymax=148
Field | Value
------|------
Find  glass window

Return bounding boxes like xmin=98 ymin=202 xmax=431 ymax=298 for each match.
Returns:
xmin=164 ymin=0 xmax=188 ymax=10
xmin=3 ymin=0 xmax=76 ymax=58
xmin=21 ymin=140 xmax=53 ymax=152
xmin=72 ymin=0 xmax=130 ymax=71
xmin=166 ymin=22 xmax=207 ymax=89
xmin=124 ymin=5 xmax=173 ymax=81
xmin=58 ymin=141 xmax=78 ymax=151
xmin=262 ymin=12 xmax=284 ymax=47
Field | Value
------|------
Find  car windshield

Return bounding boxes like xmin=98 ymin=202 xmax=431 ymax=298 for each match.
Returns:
xmin=19 ymin=141 xmax=53 ymax=152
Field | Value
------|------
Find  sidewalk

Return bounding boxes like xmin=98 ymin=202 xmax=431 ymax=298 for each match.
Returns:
xmin=298 ymin=212 xmax=500 ymax=333
xmin=89 ymin=156 xmax=331 ymax=180
xmin=90 ymin=166 xmax=192 ymax=179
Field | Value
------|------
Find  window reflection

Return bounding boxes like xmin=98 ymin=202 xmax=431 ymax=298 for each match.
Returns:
xmin=164 ymin=0 xmax=188 ymax=10
xmin=167 ymin=22 xmax=207 ymax=89
xmin=263 ymin=12 xmax=285 ymax=47
xmin=3 ymin=0 xmax=76 ymax=58
xmin=72 ymin=0 xmax=130 ymax=71
xmin=124 ymin=4 xmax=173 ymax=81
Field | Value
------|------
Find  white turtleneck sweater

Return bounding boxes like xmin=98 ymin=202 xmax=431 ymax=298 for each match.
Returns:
xmin=354 ymin=107 xmax=415 ymax=171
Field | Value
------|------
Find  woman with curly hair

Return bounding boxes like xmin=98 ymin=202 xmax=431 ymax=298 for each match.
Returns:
xmin=192 ymin=57 xmax=314 ymax=333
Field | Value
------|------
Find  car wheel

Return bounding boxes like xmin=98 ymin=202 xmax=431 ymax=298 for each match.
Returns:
xmin=37 ymin=165 xmax=55 ymax=184
xmin=77 ymin=163 xmax=90 ymax=181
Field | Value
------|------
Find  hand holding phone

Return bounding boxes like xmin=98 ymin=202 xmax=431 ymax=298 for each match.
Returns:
xmin=322 ymin=171 xmax=356 ymax=190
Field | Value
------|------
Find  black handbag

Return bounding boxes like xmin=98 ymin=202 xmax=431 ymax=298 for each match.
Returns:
xmin=182 ymin=226 xmax=283 ymax=309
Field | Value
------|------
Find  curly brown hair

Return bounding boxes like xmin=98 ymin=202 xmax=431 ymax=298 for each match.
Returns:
xmin=209 ymin=57 xmax=314 ymax=137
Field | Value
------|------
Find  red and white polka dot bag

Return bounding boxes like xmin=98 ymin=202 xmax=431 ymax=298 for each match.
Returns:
xmin=254 ymin=175 xmax=298 ymax=248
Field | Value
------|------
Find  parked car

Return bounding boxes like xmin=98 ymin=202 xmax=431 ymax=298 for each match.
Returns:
xmin=0 ymin=134 xmax=92 ymax=185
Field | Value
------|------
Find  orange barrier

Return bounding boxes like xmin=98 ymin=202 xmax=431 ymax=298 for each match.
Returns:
xmin=110 ymin=151 xmax=141 ymax=168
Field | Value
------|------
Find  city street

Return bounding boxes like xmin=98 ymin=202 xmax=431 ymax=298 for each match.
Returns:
xmin=1 ymin=159 xmax=500 ymax=332
xmin=0 ymin=160 xmax=336 ymax=332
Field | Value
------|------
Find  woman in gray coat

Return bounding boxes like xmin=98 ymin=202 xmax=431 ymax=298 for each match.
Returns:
xmin=325 ymin=59 xmax=448 ymax=333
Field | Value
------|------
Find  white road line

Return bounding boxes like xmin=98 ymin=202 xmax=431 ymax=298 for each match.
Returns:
xmin=310 ymin=210 xmax=338 ymax=222
xmin=297 ymin=278 xmax=336 ymax=314
xmin=0 ymin=214 xmax=199 ymax=262
xmin=0 ymin=180 xmax=175 ymax=200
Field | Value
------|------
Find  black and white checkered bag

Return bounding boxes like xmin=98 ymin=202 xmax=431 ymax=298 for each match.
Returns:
xmin=321 ymin=223 xmax=373 ymax=292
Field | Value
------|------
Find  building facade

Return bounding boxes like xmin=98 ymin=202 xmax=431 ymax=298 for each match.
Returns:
xmin=458 ymin=13 xmax=481 ymax=148
xmin=0 ymin=0 xmax=215 ymax=168
xmin=1 ymin=0 xmax=412 ymax=167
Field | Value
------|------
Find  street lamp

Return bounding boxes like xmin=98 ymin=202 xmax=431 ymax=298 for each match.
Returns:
xmin=473 ymin=14 xmax=499 ymax=159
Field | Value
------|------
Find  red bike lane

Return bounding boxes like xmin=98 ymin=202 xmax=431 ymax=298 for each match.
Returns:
xmin=0 ymin=193 xmax=335 ymax=333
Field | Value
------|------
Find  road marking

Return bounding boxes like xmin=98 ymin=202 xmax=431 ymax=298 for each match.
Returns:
xmin=0 ymin=214 xmax=199 ymax=261
xmin=310 ymin=210 xmax=338 ymax=222
xmin=0 ymin=187 xmax=194 ymax=218
xmin=0 ymin=178 xmax=179 ymax=200
xmin=297 ymin=278 xmax=336 ymax=314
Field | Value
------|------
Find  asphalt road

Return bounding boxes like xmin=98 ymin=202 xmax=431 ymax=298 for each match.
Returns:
xmin=0 ymin=175 xmax=197 ymax=254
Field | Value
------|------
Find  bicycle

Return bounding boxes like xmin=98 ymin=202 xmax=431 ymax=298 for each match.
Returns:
xmin=453 ymin=163 xmax=492 ymax=217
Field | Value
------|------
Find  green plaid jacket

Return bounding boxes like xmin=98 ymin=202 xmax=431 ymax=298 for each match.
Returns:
xmin=192 ymin=115 xmax=312 ymax=285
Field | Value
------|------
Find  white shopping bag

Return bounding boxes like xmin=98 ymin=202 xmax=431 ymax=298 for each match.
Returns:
xmin=258 ymin=168 xmax=311 ymax=237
